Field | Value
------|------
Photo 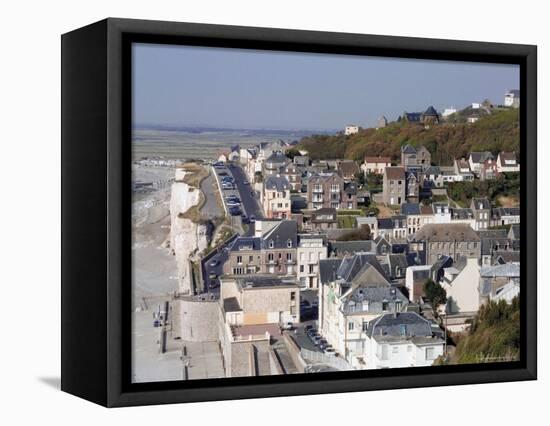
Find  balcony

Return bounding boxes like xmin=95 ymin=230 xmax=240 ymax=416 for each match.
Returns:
xmin=312 ymin=187 xmax=323 ymax=193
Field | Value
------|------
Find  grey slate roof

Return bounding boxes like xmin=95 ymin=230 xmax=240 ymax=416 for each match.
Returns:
xmin=329 ymin=240 xmax=376 ymax=257
xmin=401 ymin=202 xmax=421 ymax=216
xmin=235 ymin=275 xmax=298 ymax=289
xmin=265 ymin=151 xmax=289 ymax=165
xmin=451 ymin=208 xmax=474 ymax=220
xmin=470 ymin=152 xmax=494 ymax=164
xmin=229 ymin=236 xmax=262 ymax=252
xmin=480 ymin=263 xmax=520 ymax=278
xmin=424 ymin=105 xmax=439 ymax=116
xmin=413 ymin=223 xmax=481 ymax=242
xmin=319 ymin=258 xmax=342 ymax=284
xmin=337 ymin=253 xmax=389 ymax=283
xmin=262 ymin=220 xmax=298 ymax=249
xmin=264 ymin=175 xmax=290 ymax=192
xmin=341 ymin=287 xmax=408 ymax=315
xmin=402 ymin=144 xmax=417 ymax=154
xmin=471 ymin=197 xmax=491 ymax=210
xmin=366 ymin=312 xmax=433 ymax=338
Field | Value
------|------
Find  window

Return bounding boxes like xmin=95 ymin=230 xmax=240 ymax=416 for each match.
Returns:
xmin=236 ymin=255 xmax=242 ymax=264
xmin=268 ymin=253 xmax=274 ymax=261
xmin=290 ymin=292 xmax=296 ymax=301
xmin=399 ymin=324 xmax=407 ymax=335
xmin=287 ymin=239 xmax=292 ymax=248
xmin=382 ymin=301 xmax=389 ymax=311
xmin=309 ymin=265 xmax=314 ymax=274
xmin=300 ymin=265 xmax=304 ymax=273
xmin=268 ymin=240 xmax=274 ymax=248
xmin=362 ymin=321 xmax=369 ymax=332
xmin=249 ymin=255 xmax=253 ymax=262
xmin=426 ymin=347 xmax=436 ymax=360
xmin=286 ymin=252 xmax=292 ymax=261
xmin=396 ymin=301 xmax=403 ymax=312
xmin=348 ymin=321 xmax=354 ymax=331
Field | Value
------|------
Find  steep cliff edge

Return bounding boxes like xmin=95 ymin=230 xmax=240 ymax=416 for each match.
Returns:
xmin=170 ymin=167 xmax=209 ymax=294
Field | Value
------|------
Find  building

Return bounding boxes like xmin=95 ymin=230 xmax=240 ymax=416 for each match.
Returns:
xmin=382 ymin=166 xmax=406 ymax=205
xmin=307 ymin=172 xmax=356 ymax=210
xmin=470 ymin=198 xmax=491 ymax=230
xmin=297 ymin=234 xmax=328 ymax=290
xmin=402 ymin=106 xmax=440 ymax=125
xmin=491 ymin=207 xmax=520 ymax=227
xmin=220 ymin=274 xmax=300 ymax=327
xmin=263 ymin=175 xmax=291 ymax=219
xmin=433 ymin=202 xmax=451 ymax=224
xmin=363 ymin=312 xmax=445 ymax=369
xmin=377 ymin=116 xmax=388 ymax=129
xmin=263 ymin=151 xmax=289 ymax=176
xmin=405 ymin=170 xmax=419 ymax=202
xmin=496 ymin=152 xmax=520 ymax=173
xmin=451 ymin=208 xmax=476 ymax=229
xmin=401 ymin=144 xmax=431 ymax=170
xmin=479 ymin=263 xmax=520 ymax=304
xmin=405 ymin=265 xmax=432 ymax=302
xmin=223 ymin=220 xmax=298 ymax=276
xmin=468 ymin=152 xmax=494 ymax=175
xmin=411 ymin=223 xmax=481 ymax=265
xmin=504 ymin=89 xmax=520 ymax=108
xmin=307 ymin=207 xmax=338 ymax=231
xmin=377 ymin=216 xmax=407 ymax=240
xmin=344 ymin=125 xmax=359 ymax=135
xmin=337 ymin=160 xmax=360 ymax=181
xmin=401 ymin=203 xmax=422 ymax=236
xmin=439 ymin=257 xmax=481 ymax=314
xmin=362 ymin=156 xmax=392 ymax=175
xmin=441 ymin=107 xmax=457 ymax=118
xmin=282 ymin=162 xmax=302 ymax=191
xmin=356 ymin=216 xmax=378 ymax=238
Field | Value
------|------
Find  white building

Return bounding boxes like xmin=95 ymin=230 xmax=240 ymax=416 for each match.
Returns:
xmin=439 ymin=257 xmax=481 ymax=314
xmin=496 ymin=152 xmax=520 ymax=173
xmin=344 ymin=125 xmax=359 ymax=135
xmin=504 ymin=89 xmax=520 ymax=108
xmin=297 ymin=234 xmax=327 ymax=290
xmin=441 ymin=107 xmax=457 ymax=118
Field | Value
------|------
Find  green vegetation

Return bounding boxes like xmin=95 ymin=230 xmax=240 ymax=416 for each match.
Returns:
xmin=285 ymin=147 xmax=301 ymax=160
xmin=423 ymin=279 xmax=447 ymax=309
xmin=337 ymin=215 xmax=356 ymax=229
xmin=452 ymin=298 xmax=520 ymax=364
xmin=254 ymin=171 xmax=264 ymax=183
xmin=298 ymin=109 xmax=519 ymax=165
xmin=447 ymin=172 xmax=520 ymax=207
xmin=365 ymin=172 xmax=383 ymax=193
xmin=337 ymin=209 xmax=364 ymax=216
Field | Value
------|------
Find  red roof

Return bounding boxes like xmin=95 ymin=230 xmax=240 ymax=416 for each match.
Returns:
xmin=364 ymin=156 xmax=391 ymax=164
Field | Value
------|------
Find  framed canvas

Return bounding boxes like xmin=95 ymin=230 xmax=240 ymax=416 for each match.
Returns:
xmin=61 ymin=18 xmax=537 ymax=407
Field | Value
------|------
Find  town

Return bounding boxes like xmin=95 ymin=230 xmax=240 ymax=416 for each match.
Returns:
xmin=133 ymin=90 xmax=521 ymax=380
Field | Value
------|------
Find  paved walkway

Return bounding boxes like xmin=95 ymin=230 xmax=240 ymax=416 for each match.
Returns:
xmin=184 ymin=341 xmax=225 ymax=380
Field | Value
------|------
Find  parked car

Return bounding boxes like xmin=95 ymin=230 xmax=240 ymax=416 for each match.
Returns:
xmin=249 ymin=215 xmax=255 ymax=223
xmin=281 ymin=322 xmax=294 ymax=330
xmin=209 ymin=259 xmax=219 ymax=267
xmin=318 ymin=339 xmax=329 ymax=350
xmin=243 ymin=180 xmax=249 ymax=185
xmin=304 ymin=325 xmax=314 ymax=332
xmin=208 ymin=272 xmax=217 ymax=280
xmin=229 ymin=207 xmax=242 ymax=216
xmin=312 ymin=335 xmax=323 ymax=345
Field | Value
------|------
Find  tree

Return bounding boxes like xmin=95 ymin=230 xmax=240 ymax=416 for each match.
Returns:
xmin=336 ymin=225 xmax=371 ymax=241
xmin=285 ymin=148 xmax=301 ymax=160
xmin=423 ymin=278 xmax=447 ymax=308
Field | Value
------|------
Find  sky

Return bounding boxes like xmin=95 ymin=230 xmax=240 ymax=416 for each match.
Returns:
xmin=133 ymin=43 xmax=519 ymax=131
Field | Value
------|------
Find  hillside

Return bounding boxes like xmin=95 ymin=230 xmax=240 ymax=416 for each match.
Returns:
xmin=298 ymin=108 xmax=519 ymax=165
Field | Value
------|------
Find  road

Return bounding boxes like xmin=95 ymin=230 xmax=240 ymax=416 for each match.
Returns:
xmin=199 ymin=169 xmax=223 ymax=221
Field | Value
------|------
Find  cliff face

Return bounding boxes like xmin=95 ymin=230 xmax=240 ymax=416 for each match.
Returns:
xmin=170 ymin=170 xmax=209 ymax=294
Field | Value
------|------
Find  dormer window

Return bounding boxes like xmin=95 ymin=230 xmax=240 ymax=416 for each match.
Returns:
xmin=269 ymin=240 xmax=274 ymax=248
xmin=287 ymin=239 xmax=292 ymax=248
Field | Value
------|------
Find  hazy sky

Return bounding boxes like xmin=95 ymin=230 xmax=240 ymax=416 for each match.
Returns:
xmin=133 ymin=43 xmax=519 ymax=131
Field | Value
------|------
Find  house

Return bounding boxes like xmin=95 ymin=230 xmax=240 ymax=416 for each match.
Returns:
xmin=401 ymin=144 xmax=431 ymax=169
xmin=263 ymin=175 xmax=291 ymax=219
xmin=345 ymin=125 xmax=359 ymax=135
xmin=308 ymin=207 xmax=338 ymax=231
xmin=496 ymin=152 xmax=520 ymax=173
xmin=509 ymin=223 xmax=520 ymax=241
xmin=479 ymin=263 xmax=520 ymax=304
xmin=468 ymin=152 xmax=494 ymax=175
xmin=470 ymin=198 xmax=491 ymax=230
xmin=223 ymin=220 xmax=298 ymax=276
xmin=433 ymin=202 xmax=451 ymax=224
xmin=293 ymin=155 xmax=310 ymax=167
xmin=450 ymin=208 xmax=476 ymax=229
xmin=411 ymin=223 xmax=481 ymax=265
xmin=307 ymin=172 xmax=356 ymax=210
xmin=282 ymin=163 xmax=302 ymax=192
xmin=478 ymin=229 xmax=517 ymax=266
xmin=382 ymin=166 xmax=406 ymax=205
xmin=362 ymin=156 xmax=392 ymax=175
xmin=377 ymin=116 xmax=388 ymax=129
xmin=402 ymin=106 xmax=440 ymax=125
xmin=406 ymin=170 xmax=419 ymax=202
xmin=401 ymin=203 xmax=422 ymax=236
xmin=491 ymin=207 xmax=520 ymax=227
xmin=220 ymin=274 xmax=300 ymax=326
xmin=439 ymin=257 xmax=481 ymax=314
xmin=297 ymin=234 xmax=328 ymax=290
xmin=377 ymin=216 xmax=407 ymax=240
xmin=337 ymin=160 xmax=360 ymax=181
xmin=454 ymin=158 xmax=471 ymax=174
xmin=504 ymin=89 xmax=520 ymax=108
xmin=441 ymin=107 xmax=457 ymax=118
xmin=228 ymin=145 xmax=240 ymax=162
xmin=363 ymin=312 xmax=445 ymax=369
xmin=263 ymin=151 xmax=289 ymax=176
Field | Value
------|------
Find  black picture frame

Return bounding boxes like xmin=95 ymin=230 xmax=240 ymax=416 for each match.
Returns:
xmin=61 ymin=17 xmax=537 ymax=407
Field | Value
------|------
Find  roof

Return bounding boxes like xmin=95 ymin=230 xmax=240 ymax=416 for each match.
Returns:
xmin=229 ymin=236 xmax=262 ymax=252
xmin=385 ymin=166 xmax=406 ymax=180
xmin=264 ymin=175 xmax=290 ymax=192
xmin=492 ymin=207 xmax=520 ymax=218
xmin=337 ymin=160 xmax=360 ymax=176
xmin=319 ymin=258 xmax=342 ymax=284
xmin=499 ymin=152 xmax=517 ymax=162
xmin=329 ymin=240 xmax=376 ymax=256
xmin=507 ymin=89 xmax=520 ymax=96
xmin=451 ymin=208 xmax=474 ymax=220
xmin=366 ymin=312 xmax=433 ymax=338
xmin=404 ymin=112 xmax=422 ymax=122
xmin=423 ymin=105 xmax=439 ymax=116
xmin=471 ymin=197 xmax=491 ymax=210
xmin=342 ymin=287 xmax=408 ymax=315
xmin=470 ymin=152 xmax=494 ymax=164
xmin=265 ymin=151 xmax=289 ymax=164
xmin=420 ymin=204 xmax=434 ymax=215
xmin=234 ymin=275 xmax=298 ymax=289
xmin=412 ymin=223 xmax=481 ymax=242
xmin=480 ymin=263 xmax=520 ymax=278
xmin=509 ymin=224 xmax=520 ymax=240
xmin=344 ymin=181 xmax=357 ymax=195
xmin=378 ymin=216 xmax=406 ymax=229
xmin=223 ymin=297 xmax=242 ymax=312
xmin=401 ymin=202 xmax=421 ymax=215
xmin=401 ymin=144 xmax=417 ymax=154
xmin=262 ymin=220 xmax=298 ymax=249
xmin=311 ymin=207 xmax=337 ymax=223
xmin=424 ymin=166 xmax=441 ymax=176
xmin=364 ymin=156 xmax=391 ymax=164
xmin=336 ymin=253 xmax=390 ymax=283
